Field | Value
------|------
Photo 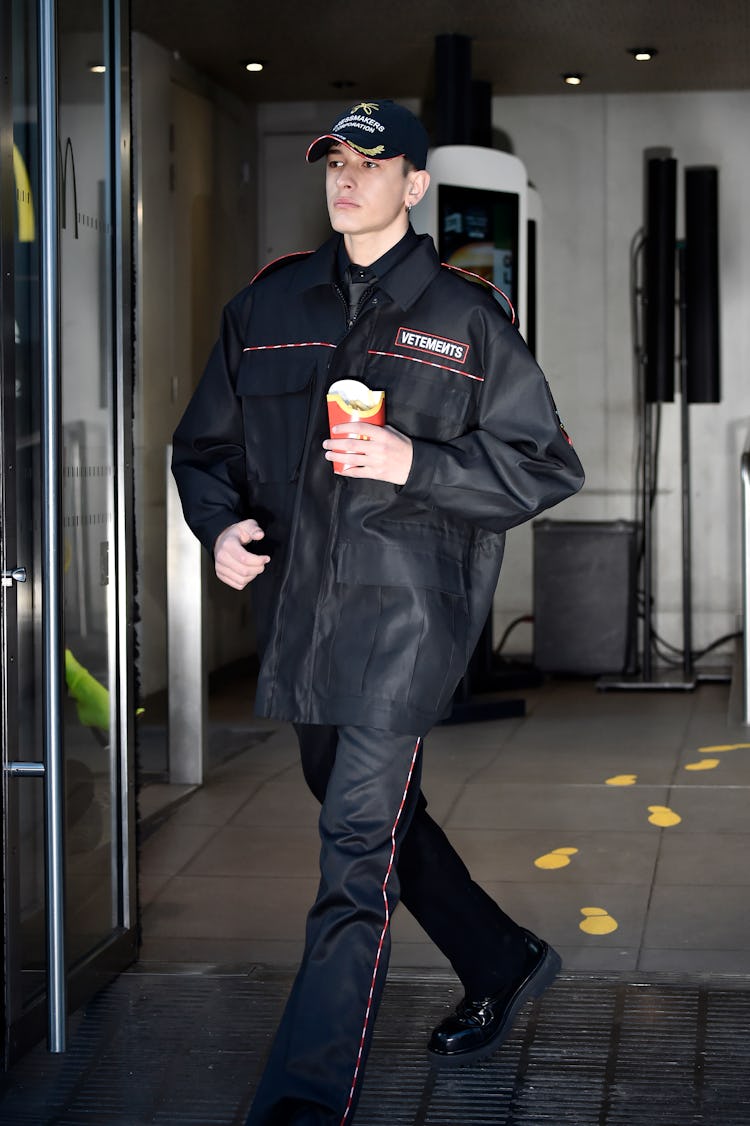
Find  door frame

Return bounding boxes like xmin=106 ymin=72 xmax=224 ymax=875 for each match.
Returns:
xmin=0 ymin=0 xmax=138 ymax=1067
xmin=0 ymin=0 xmax=20 ymax=1063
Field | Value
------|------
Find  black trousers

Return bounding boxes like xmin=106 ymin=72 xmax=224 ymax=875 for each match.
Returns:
xmin=245 ymin=724 xmax=526 ymax=1126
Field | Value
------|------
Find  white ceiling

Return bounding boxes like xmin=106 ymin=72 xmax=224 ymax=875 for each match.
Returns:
xmin=131 ymin=0 xmax=750 ymax=103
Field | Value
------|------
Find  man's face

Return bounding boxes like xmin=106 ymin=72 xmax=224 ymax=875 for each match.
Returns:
xmin=325 ymin=144 xmax=413 ymax=243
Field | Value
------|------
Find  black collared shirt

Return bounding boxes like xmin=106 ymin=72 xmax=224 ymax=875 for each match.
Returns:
xmin=336 ymin=225 xmax=421 ymax=322
xmin=336 ymin=224 xmax=420 ymax=286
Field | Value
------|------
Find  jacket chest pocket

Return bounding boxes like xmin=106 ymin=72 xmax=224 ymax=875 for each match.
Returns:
xmin=369 ymin=360 xmax=474 ymax=441
xmin=237 ymin=350 xmax=315 ymax=483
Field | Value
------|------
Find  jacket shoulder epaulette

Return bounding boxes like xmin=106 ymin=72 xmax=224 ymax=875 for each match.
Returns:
xmin=440 ymin=261 xmax=516 ymax=325
xmin=250 ymin=250 xmax=315 ymax=287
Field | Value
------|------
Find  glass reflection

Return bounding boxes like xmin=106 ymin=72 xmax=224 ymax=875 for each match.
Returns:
xmin=58 ymin=0 xmax=118 ymax=960
xmin=6 ymin=0 xmax=128 ymax=1036
xmin=12 ymin=0 xmax=46 ymax=1006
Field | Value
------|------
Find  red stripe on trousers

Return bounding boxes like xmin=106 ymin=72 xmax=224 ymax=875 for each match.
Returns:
xmin=339 ymin=736 xmax=422 ymax=1125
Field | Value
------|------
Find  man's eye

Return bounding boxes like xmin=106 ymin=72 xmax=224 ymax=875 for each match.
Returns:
xmin=363 ymin=161 xmax=378 ymax=169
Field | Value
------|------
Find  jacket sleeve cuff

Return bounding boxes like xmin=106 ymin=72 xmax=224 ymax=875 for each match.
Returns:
xmin=198 ymin=510 xmax=246 ymax=556
xmin=398 ymin=438 xmax=438 ymax=506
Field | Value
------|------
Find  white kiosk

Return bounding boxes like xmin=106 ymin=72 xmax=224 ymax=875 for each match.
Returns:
xmin=411 ymin=145 xmax=532 ymax=342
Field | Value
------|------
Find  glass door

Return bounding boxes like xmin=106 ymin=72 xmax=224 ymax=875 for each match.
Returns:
xmin=0 ymin=0 xmax=137 ymax=1064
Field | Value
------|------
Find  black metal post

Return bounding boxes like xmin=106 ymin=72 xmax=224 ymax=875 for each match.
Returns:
xmin=678 ymin=245 xmax=694 ymax=680
xmin=642 ymin=398 xmax=653 ymax=681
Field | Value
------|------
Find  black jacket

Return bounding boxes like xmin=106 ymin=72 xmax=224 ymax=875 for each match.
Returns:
xmin=172 ymin=231 xmax=584 ymax=733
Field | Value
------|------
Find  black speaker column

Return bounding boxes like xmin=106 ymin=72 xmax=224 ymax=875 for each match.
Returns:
xmin=645 ymin=156 xmax=677 ymax=403
xmin=602 ymin=153 xmax=722 ymax=693
xmin=685 ymin=166 xmax=721 ymax=403
xmin=434 ymin=34 xmax=472 ymax=147
xmin=470 ymin=79 xmax=492 ymax=148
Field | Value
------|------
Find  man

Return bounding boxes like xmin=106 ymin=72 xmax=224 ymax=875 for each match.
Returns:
xmin=172 ymin=100 xmax=584 ymax=1126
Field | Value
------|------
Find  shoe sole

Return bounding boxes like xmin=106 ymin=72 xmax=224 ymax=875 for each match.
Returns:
xmin=427 ymin=941 xmax=562 ymax=1068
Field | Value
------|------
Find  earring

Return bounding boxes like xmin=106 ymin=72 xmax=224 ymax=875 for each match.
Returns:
xmin=406 ymin=202 xmax=412 ymax=213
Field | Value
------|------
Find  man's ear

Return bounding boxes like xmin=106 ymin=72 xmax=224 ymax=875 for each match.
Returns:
xmin=406 ymin=169 xmax=430 ymax=207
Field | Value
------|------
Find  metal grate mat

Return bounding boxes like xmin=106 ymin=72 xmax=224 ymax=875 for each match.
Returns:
xmin=1 ymin=969 xmax=750 ymax=1125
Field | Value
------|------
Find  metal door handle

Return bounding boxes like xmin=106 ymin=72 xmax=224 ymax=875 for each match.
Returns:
xmin=1 ymin=567 xmax=27 ymax=587
xmin=6 ymin=761 xmax=45 ymax=777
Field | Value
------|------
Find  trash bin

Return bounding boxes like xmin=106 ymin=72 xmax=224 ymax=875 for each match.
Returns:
xmin=533 ymin=520 xmax=638 ymax=675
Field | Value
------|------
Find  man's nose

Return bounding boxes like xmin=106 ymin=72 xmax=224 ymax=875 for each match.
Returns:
xmin=336 ymin=164 xmax=355 ymax=187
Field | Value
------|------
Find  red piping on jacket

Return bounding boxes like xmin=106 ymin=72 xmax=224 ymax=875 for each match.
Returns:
xmin=249 ymin=250 xmax=314 ymax=286
xmin=339 ymin=737 xmax=422 ymax=1125
xmin=441 ymin=262 xmax=516 ymax=325
xmin=367 ymin=349 xmax=484 ymax=382
xmin=242 ymin=342 xmax=336 ymax=352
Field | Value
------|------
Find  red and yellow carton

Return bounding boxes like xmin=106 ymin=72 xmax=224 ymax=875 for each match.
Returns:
xmin=326 ymin=380 xmax=385 ymax=473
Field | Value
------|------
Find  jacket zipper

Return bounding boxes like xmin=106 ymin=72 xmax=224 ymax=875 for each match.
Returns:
xmin=334 ymin=283 xmax=348 ymax=329
xmin=334 ymin=282 xmax=377 ymax=330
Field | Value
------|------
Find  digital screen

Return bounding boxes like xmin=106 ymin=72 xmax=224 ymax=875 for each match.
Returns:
xmin=438 ymin=184 xmax=519 ymax=320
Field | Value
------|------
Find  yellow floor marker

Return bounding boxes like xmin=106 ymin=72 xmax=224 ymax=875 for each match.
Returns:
xmin=684 ymin=759 xmax=720 ymax=771
xmin=534 ymin=847 xmax=579 ymax=870
xmin=698 ymin=744 xmax=750 ymax=753
xmin=605 ymin=774 xmax=638 ymax=786
xmin=648 ymin=805 xmax=682 ymax=827
xmin=580 ymin=907 xmax=618 ymax=935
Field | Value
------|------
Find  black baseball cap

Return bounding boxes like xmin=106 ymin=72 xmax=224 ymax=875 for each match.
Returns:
xmin=306 ymin=100 xmax=429 ymax=170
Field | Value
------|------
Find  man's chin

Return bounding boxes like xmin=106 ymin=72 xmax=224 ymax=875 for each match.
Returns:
xmin=329 ymin=213 xmax=362 ymax=234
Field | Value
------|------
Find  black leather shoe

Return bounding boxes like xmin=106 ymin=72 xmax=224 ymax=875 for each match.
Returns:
xmin=427 ymin=929 xmax=561 ymax=1066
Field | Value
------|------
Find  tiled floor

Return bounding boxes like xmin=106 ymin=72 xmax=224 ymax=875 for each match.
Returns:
xmin=139 ymin=674 xmax=750 ymax=978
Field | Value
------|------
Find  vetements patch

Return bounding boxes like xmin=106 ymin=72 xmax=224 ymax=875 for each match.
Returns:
xmin=395 ymin=327 xmax=470 ymax=365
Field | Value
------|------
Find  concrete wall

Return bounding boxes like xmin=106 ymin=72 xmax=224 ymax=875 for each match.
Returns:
xmin=493 ymin=91 xmax=750 ymax=661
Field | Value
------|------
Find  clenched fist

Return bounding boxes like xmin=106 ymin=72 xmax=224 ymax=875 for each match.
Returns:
xmin=213 ymin=519 xmax=270 ymax=590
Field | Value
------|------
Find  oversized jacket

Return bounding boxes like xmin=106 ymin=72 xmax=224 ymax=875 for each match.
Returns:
xmin=172 ymin=231 xmax=584 ymax=734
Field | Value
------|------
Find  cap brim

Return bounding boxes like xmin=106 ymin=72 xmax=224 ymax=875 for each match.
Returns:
xmin=305 ymin=134 xmax=405 ymax=164
xmin=305 ymin=134 xmax=346 ymax=163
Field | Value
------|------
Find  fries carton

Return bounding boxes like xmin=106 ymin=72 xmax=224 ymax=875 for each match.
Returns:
xmin=326 ymin=380 xmax=385 ymax=473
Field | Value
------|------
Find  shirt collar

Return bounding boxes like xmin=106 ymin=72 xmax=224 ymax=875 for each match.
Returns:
xmin=336 ymin=225 xmax=420 ymax=286
xmin=291 ymin=229 xmax=441 ymax=310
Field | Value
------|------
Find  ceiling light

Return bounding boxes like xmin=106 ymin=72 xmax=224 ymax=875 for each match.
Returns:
xmin=244 ymin=60 xmax=265 ymax=73
xmin=89 ymin=63 xmax=106 ymax=74
xmin=563 ymin=73 xmax=584 ymax=86
xmin=629 ymin=48 xmax=658 ymax=61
